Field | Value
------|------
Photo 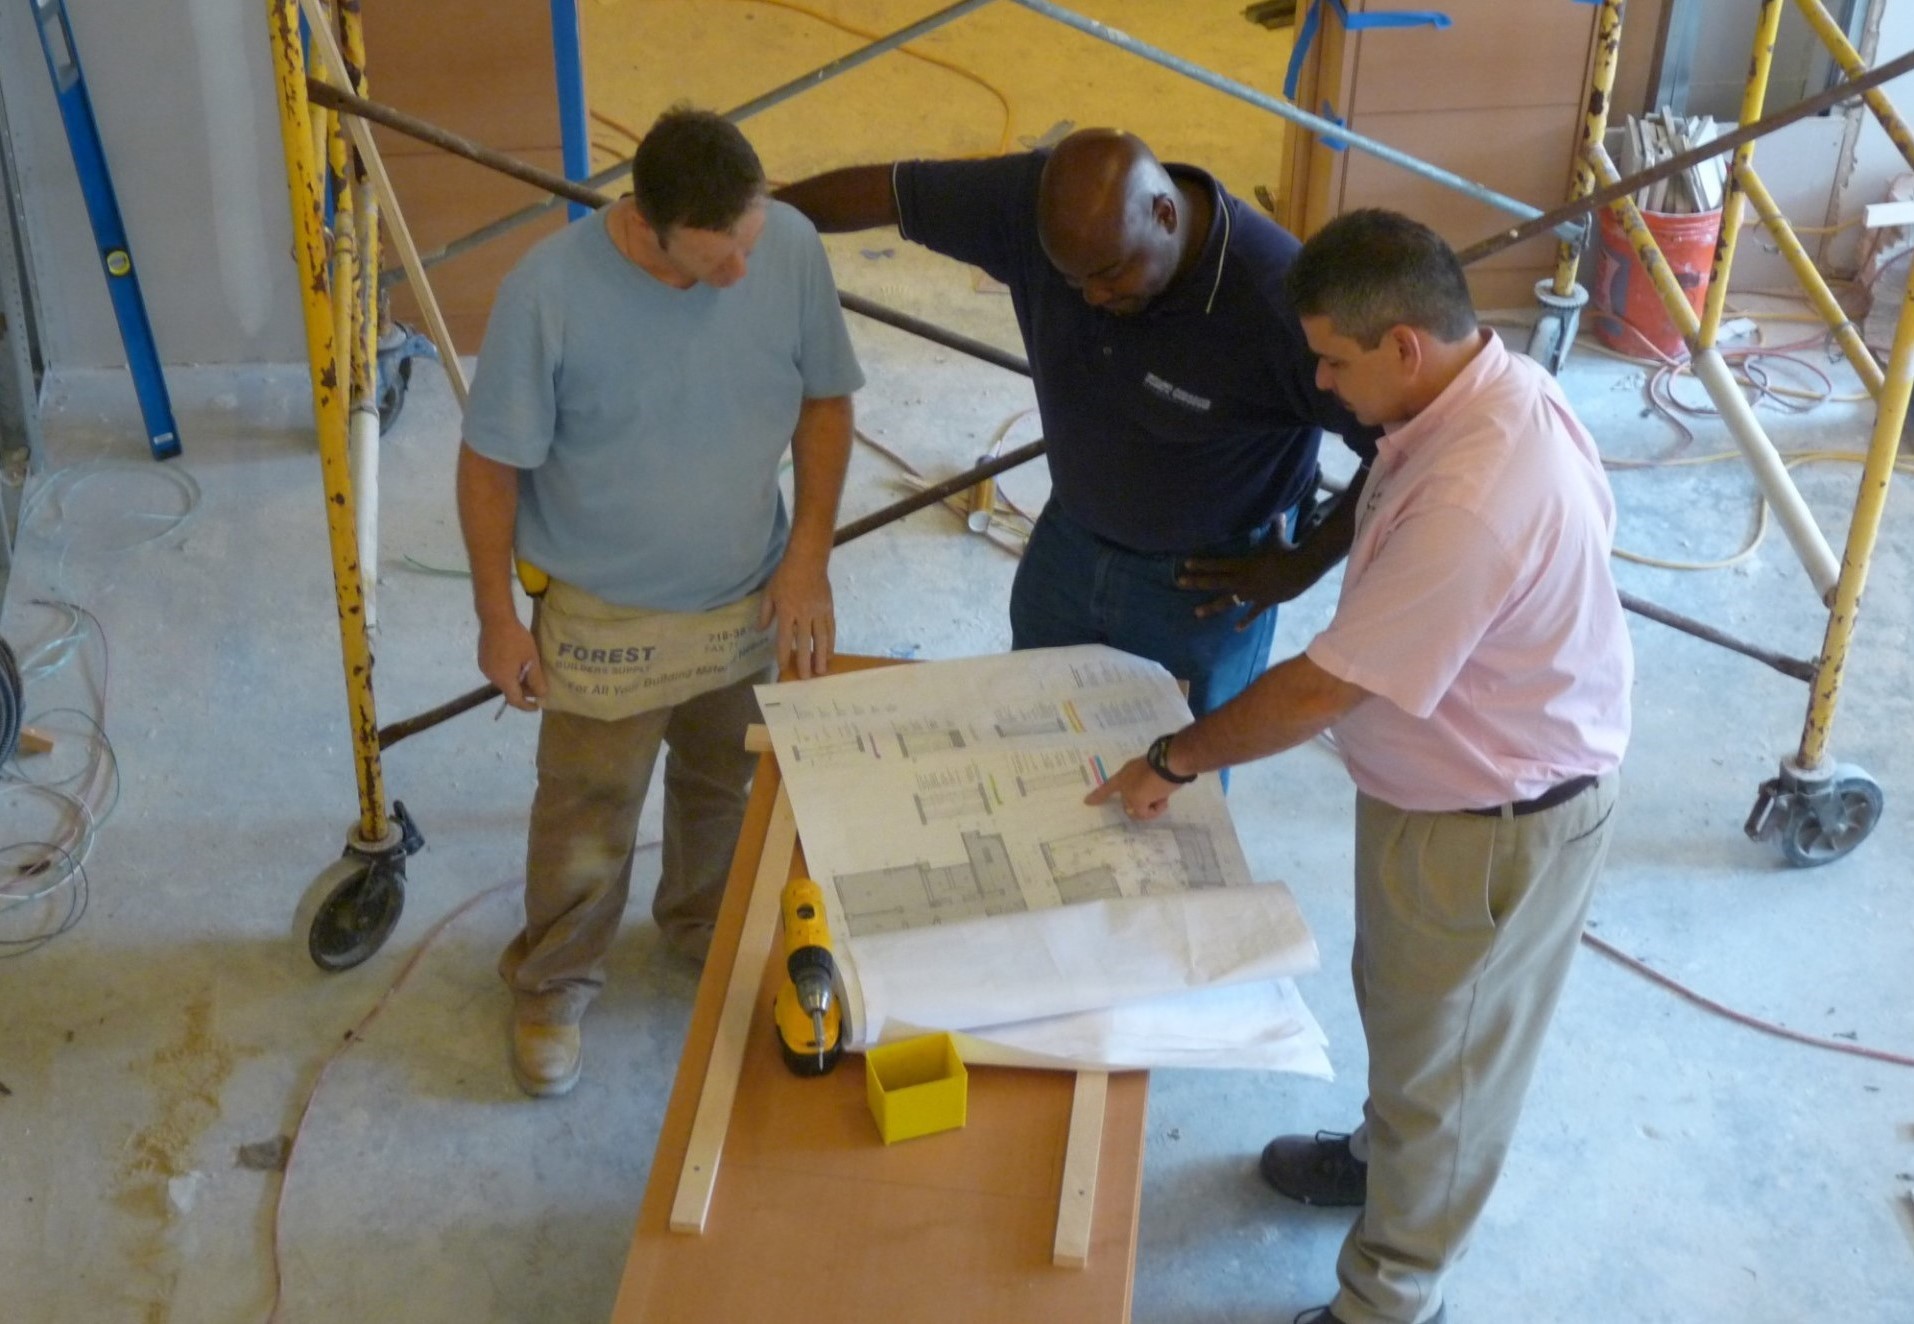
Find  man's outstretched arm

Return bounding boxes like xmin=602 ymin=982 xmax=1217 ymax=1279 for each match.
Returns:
xmin=1086 ymin=654 xmax=1368 ymax=819
xmin=774 ymin=166 xmax=899 ymax=233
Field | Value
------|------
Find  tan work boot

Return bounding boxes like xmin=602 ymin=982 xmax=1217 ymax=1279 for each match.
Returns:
xmin=511 ymin=1018 xmax=582 ymax=1098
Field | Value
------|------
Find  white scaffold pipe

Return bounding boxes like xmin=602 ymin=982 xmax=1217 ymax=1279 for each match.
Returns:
xmin=350 ymin=405 xmax=381 ymax=633
xmin=1688 ymin=348 xmax=1841 ymax=601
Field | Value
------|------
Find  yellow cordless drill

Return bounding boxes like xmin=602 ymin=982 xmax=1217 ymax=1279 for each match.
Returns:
xmin=773 ymin=876 xmax=843 ymax=1076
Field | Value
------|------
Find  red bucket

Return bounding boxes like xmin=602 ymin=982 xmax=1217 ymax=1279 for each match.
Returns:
xmin=1591 ymin=206 xmax=1722 ymax=360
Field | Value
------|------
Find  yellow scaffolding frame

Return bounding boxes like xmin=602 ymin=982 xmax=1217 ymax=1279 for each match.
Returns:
xmin=264 ymin=2 xmax=1913 ymax=976
xmin=1579 ymin=0 xmax=1904 ymax=866
xmin=268 ymin=0 xmax=419 ymax=969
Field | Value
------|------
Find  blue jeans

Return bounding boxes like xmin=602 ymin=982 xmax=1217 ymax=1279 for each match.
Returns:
xmin=1009 ymin=500 xmax=1281 ymax=722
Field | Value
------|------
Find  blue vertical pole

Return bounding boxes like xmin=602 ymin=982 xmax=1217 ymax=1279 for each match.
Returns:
xmin=297 ymin=4 xmax=337 ymax=229
xmin=30 ymin=0 xmax=180 ymax=460
xmin=550 ymin=0 xmax=590 ymax=222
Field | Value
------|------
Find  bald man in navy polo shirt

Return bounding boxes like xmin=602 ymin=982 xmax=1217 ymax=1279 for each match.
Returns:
xmin=778 ymin=130 xmax=1377 ymax=718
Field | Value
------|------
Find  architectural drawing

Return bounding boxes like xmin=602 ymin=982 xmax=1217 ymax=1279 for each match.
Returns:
xmin=834 ymin=819 xmax=1227 ymax=936
xmin=754 ymin=646 xmax=1325 ymax=1070
xmin=758 ymin=645 xmax=1256 ymax=937
xmin=836 ymin=830 xmax=1025 ymax=935
xmin=1045 ymin=823 xmax=1225 ymax=903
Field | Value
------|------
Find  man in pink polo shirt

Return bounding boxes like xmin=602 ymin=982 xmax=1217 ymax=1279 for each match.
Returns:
xmin=1090 ymin=209 xmax=1631 ymax=1324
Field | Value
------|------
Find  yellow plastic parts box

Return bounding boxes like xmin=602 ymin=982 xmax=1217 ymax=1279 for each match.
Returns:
xmin=864 ymin=1032 xmax=967 ymax=1144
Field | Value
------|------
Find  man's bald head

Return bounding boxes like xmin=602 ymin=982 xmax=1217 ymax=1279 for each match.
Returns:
xmin=1037 ymin=130 xmax=1199 ymax=316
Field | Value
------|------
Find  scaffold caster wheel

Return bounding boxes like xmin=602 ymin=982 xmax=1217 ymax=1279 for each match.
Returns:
xmin=1526 ymin=277 xmax=1590 ymax=378
xmin=296 ymin=855 xmax=406 ymax=971
xmin=1744 ymin=762 xmax=1884 ymax=868
xmin=376 ymin=357 xmax=412 ymax=434
xmin=295 ymin=802 xmax=424 ymax=971
xmin=376 ymin=324 xmax=438 ymax=435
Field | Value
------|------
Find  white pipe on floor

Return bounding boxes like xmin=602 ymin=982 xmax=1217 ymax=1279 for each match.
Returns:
xmin=1688 ymin=348 xmax=1840 ymax=601
xmin=350 ymin=406 xmax=380 ymax=632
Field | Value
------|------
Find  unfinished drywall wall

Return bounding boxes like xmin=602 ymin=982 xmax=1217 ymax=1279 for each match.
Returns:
xmin=1829 ymin=0 xmax=1914 ymax=271
xmin=0 ymin=0 xmax=305 ymax=368
xmin=1686 ymin=0 xmax=1836 ymax=121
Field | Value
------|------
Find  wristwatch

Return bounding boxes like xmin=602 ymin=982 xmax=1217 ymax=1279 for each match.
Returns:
xmin=1145 ymin=733 xmax=1198 ymax=785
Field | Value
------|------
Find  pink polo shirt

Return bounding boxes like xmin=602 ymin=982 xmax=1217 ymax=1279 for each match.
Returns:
xmin=1306 ymin=332 xmax=1632 ymax=812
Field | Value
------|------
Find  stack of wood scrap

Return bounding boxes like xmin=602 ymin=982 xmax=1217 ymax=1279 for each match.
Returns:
xmin=1620 ymin=110 xmax=1727 ymax=214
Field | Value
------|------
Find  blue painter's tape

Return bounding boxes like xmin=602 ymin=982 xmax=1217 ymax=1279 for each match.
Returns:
xmin=1284 ymin=0 xmax=1454 ymax=102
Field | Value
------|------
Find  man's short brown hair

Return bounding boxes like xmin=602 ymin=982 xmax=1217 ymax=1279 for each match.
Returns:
xmin=631 ymin=106 xmax=766 ymax=238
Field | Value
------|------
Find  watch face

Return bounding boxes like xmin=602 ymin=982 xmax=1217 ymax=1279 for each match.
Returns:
xmin=1149 ymin=734 xmax=1192 ymax=783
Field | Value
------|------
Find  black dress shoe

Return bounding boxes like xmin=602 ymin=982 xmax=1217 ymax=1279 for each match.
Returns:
xmin=1294 ymin=1307 xmax=1446 ymax=1324
xmin=1260 ymin=1129 xmax=1367 ymax=1206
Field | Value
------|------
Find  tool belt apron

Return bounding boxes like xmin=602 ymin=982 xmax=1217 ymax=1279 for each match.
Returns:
xmin=532 ymin=576 xmax=775 ymax=721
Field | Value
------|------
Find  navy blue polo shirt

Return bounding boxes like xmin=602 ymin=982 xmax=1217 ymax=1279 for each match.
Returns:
xmin=893 ymin=152 xmax=1376 ymax=553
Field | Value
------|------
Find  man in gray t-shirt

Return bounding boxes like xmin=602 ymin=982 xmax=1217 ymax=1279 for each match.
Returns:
xmin=457 ymin=108 xmax=863 ymax=1097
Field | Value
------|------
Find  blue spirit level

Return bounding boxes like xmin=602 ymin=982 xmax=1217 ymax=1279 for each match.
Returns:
xmin=30 ymin=0 xmax=181 ymax=461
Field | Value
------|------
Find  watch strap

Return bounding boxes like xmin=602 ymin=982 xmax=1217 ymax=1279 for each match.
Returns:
xmin=1145 ymin=733 xmax=1198 ymax=784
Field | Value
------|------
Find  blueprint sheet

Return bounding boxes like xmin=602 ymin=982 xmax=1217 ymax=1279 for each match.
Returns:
xmin=756 ymin=646 xmax=1329 ymax=1072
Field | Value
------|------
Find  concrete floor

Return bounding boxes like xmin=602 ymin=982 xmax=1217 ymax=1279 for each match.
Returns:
xmin=2 ymin=286 xmax=1912 ymax=1322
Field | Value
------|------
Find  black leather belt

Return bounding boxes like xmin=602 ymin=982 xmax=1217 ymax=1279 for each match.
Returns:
xmin=1464 ymin=774 xmax=1598 ymax=818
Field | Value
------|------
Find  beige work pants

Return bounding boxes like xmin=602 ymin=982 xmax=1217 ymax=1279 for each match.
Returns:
xmin=499 ymin=668 xmax=771 ymax=1026
xmin=1331 ymin=774 xmax=1620 ymax=1324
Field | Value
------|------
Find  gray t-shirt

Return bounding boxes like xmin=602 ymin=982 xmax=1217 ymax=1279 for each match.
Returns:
xmin=464 ymin=201 xmax=864 ymax=610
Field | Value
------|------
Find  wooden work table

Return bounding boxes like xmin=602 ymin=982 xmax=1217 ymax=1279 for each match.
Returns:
xmin=611 ymin=658 xmax=1149 ymax=1323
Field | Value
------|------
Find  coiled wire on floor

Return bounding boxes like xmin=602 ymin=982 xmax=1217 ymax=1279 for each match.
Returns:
xmin=0 ymin=636 xmax=22 ymax=765
xmin=0 ymin=603 xmax=120 ymax=958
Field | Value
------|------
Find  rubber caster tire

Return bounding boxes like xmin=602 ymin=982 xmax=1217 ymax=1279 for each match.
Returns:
xmin=295 ymin=855 xmax=405 ymax=971
xmin=377 ymin=355 xmax=413 ymax=435
xmin=1780 ymin=774 xmax=1883 ymax=868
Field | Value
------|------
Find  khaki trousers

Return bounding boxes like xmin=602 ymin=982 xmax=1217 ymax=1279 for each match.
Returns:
xmin=498 ymin=668 xmax=770 ymax=1025
xmin=1332 ymin=775 xmax=1619 ymax=1324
